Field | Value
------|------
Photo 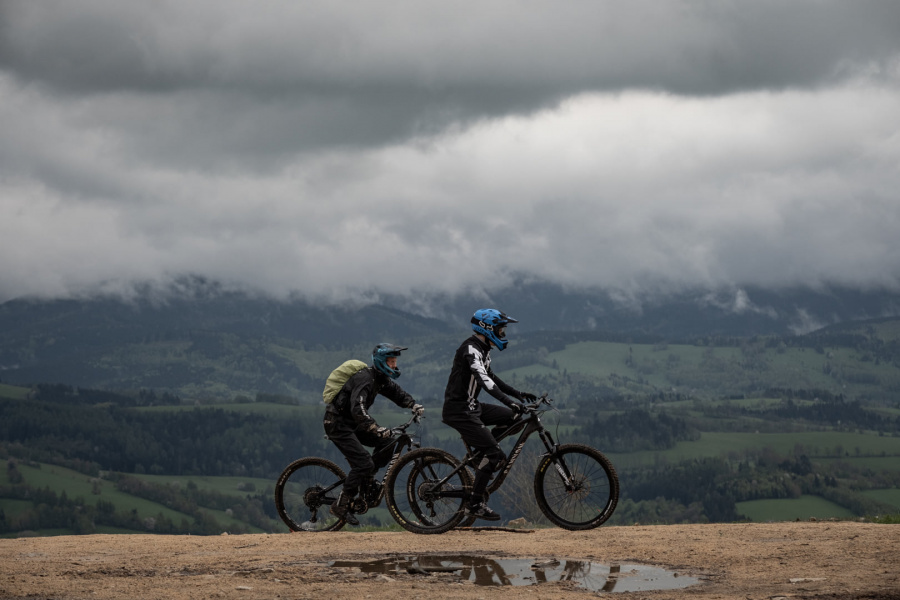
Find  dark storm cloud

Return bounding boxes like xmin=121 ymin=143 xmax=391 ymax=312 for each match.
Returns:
xmin=3 ymin=1 xmax=899 ymax=155
xmin=4 ymin=1 xmax=898 ymax=95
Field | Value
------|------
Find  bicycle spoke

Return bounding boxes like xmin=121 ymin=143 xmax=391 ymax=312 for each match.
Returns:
xmin=275 ymin=458 xmax=346 ymax=532
xmin=534 ymin=444 xmax=619 ymax=530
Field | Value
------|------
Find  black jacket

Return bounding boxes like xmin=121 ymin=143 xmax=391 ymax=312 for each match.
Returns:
xmin=329 ymin=366 xmax=415 ymax=431
xmin=443 ymin=335 xmax=522 ymax=415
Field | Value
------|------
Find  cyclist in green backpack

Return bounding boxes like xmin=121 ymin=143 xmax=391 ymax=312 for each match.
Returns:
xmin=324 ymin=343 xmax=424 ymax=525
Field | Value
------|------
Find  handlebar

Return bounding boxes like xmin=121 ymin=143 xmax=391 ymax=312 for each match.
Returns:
xmin=520 ymin=392 xmax=553 ymax=415
xmin=388 ymin=412 xmax=423 ymax=436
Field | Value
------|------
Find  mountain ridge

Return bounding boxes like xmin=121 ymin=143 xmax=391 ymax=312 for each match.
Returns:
xmin=2 ymin=280 xmax=899 ymax=400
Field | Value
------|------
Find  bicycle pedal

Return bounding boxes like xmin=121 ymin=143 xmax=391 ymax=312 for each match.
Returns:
xmin=350 ymin=497 xmax=369 ymax=514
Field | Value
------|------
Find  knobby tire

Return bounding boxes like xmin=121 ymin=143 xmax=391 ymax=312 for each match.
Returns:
xmin=534 ymin=443 xmax=619 ymax=530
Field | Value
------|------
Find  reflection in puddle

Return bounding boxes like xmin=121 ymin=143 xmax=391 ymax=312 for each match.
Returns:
xmin=330 ymin=554 xmax=699 ymax=592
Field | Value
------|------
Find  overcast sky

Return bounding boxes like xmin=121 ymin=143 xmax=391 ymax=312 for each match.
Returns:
xmin=2 ymin=0 xmax=899 ymax=306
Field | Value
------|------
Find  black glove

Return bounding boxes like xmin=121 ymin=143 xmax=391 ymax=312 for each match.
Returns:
xmin=519 ymin=392 xmax=538 ymax=402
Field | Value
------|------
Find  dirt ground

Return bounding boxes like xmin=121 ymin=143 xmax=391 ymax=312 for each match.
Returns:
xmin=1 ymin=521 xmax=898 ymax=599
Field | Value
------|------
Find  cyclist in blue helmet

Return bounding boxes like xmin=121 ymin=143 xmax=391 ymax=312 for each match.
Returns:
xmin=324 ymin=343 xmax=424 ymax=525
xmin=442 ymin=309 xmax=538 ymax=521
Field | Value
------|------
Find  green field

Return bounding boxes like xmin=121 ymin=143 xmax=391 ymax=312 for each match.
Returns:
xmin=0 ymin=383 xmax=29 ymax=400
xmin=608 ymin=431 xmax=900 ymax=469
xmin=500 ymin=338 xmax=900 ymax=402
xmin=137 ymin=473 xmax=274 ymax=498
xmin=1 ymin=462 xmax=271 ymax=536
xmin=736 ymin=495 xmax=857 ymax=522
xmin=13 ymin=463 xmax=193 ymax=522
xmin=861 ymin=488 xmax=900 ymax=511
xmin=817 ymin=456 xmax=900 ymax=471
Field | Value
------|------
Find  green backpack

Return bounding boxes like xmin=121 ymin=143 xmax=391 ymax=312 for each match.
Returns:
xmin=322 ymin=360 xmax=368 ymax=404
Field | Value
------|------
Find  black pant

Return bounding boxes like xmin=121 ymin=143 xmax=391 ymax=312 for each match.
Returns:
xmin=324 ymin=412 xmax=394 ymax=497
xmin=442 ymin=403 xmax=516 ymax=502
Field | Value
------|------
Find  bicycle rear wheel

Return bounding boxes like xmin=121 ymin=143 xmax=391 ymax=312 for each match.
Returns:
xmin=534 ymin=444 xmax=619 ymax=531
xmin=385 ymin=447 xmax=472 ymax=535
xmin=275 ymin=457 xmax=346 ymax=532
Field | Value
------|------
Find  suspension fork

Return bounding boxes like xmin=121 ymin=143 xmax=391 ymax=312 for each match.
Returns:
xmin=537 ymin=428 xmax=578 ymax=490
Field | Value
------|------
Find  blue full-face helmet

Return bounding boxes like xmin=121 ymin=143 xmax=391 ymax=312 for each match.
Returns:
xmin=471 ymin=308 xmax=518 ymax=351
xmin=372 ymin=343 xmax=407 ymax=379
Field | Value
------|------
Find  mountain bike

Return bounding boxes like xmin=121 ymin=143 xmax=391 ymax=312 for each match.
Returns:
xmin=384 ymin=394 xmax=619 ymax=534
xmin=274 ymin=413 xmax=421 ymax=532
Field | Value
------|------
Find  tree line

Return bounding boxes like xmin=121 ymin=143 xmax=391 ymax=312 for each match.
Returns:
xmin=0 ymin=389 xmax=331 ymax=480
xmin=578 ymin=409 xmax=700 ymax=453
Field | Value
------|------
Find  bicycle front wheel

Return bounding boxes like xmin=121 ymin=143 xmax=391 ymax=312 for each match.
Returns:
xmin=534 ymin=444 xmax=619 ymax=531
xmin=275 ymin=457 xmax=346 ymax=532
xmin=385 ymin=447 xmax=472 ymax=535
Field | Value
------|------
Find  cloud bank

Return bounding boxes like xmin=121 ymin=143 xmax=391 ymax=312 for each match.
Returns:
xmin=2 ymin=0 xmax=900 ymax=304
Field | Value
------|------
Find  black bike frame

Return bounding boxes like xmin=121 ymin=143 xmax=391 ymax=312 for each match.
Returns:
xmin=316 ymin=429 xmax=419 ymax=507
xmin=423 ymin=407 xmax=575 ymax=501
xmin=485 ymin=414 xmax=559 ymax=494
xmin=373 ymin=433 xmax=419 ymax=498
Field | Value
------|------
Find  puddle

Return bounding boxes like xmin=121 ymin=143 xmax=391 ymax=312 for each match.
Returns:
xmin=330 ymin=554 xmax=699 ymax=593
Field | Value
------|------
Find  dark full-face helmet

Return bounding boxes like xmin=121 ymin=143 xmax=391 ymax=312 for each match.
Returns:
xmin=372 ymin=342 xmax=407 ymax=379
xmin=471 ymin=308 xmax=518 ymax=351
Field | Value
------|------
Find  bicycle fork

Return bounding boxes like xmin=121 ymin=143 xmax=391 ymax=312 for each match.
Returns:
xmin=536 ymin=430 xmax=583 ymax=493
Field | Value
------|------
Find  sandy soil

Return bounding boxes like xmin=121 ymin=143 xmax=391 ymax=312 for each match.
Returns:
xmin=1 ymin=521 xmax=898 ymax=599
